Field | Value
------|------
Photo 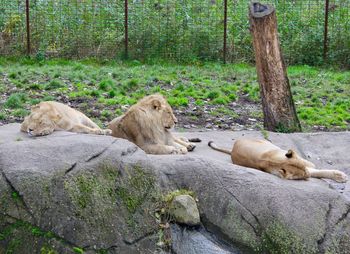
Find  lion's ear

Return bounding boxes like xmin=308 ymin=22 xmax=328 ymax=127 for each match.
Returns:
xmin=285 ymin=149 xmax=294 ymax=158
xmin=53 ymin=113 xmax=61 ymax=121
xmin=279 ymin=168 xmax=287 ymax=177
xmin=151 ymin=99 xmax=161 ymax=110
xmin=31 ymin=104 xmax=40 ymax=111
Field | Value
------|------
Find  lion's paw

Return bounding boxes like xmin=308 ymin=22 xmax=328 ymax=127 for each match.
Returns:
xmin=186 ymin=144 xmax=196 ymax=152
xmin=102 ymin=129 xmax=112 ymax=135
xmin=333 ymin=171 xmax=348 ymax=183
xmin=172 ymin=147 xmax=188 ymax=155
xmin=37 ymin=129 xmax=53 ymax=136
xmin=94 ymin=129 xmax=112 ymax=135
xmin=179 ymin=147 xmax=188 ymax=154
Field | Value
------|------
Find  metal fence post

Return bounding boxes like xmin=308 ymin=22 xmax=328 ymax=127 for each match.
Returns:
xmin=223 ymin=0 xmax=228 ymax=64
xmin=124 ymin=0 xmax=129 ymax=59
xmin=323 ymin=0 xmax=329 ymax=61
xmin=25 ymin=0 xmax=31 ymax=55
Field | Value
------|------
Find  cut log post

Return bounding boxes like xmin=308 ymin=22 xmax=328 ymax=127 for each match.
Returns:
xmin=249 ymin=2 xmax=301 ymax=132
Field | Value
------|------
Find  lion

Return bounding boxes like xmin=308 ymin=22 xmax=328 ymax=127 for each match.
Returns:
xmin=108 ymin=94 xmax=199 ymax=155
xmin=21 ymin=101 xmax=112 ymax=136
xmin=208 ymin=139 xmax=348 ymax=182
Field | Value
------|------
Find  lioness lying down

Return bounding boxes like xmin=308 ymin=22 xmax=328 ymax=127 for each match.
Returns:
xmin=108 ymin=94 xmax=199 ymax=155
xmin=208 ymin=139 xmax=348 ymax=182
xmin=21 ymin=101 xmax=112 ymax=136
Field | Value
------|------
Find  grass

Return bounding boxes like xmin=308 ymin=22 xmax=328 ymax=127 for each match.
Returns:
xmin=0 ymin=57 xmax=349 ymax=132
xmin=4 ymin=93 xmax=27 ymax=109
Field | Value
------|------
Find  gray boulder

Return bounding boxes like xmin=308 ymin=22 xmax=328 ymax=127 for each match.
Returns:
xmin=0 ymin=124 xmax=160 ymax=254
xmin=168 ymin=194 xmax=200 ymax=226
xmin=1 ymin=124 xmax=350 ymax=254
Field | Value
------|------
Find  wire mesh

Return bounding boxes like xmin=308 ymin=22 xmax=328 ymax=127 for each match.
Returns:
xmin=0 ymin=0 xmax=27 ymax=55
xmin=0 ymin=0 xmax=349 ymax=66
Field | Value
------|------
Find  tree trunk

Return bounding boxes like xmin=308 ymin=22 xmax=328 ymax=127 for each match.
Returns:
xmin=249 ymin=2 xmax=301 ymax=132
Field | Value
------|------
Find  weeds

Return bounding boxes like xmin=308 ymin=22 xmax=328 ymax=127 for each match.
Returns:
xmin=0 ymin=58 xmax=348 ymax=132
xmin=5 ymin=93 xmax=27 ymax=109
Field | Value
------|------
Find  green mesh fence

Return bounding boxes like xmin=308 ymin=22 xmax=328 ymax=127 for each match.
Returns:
xmin=0 ymin=0 xmax=349 ymax=66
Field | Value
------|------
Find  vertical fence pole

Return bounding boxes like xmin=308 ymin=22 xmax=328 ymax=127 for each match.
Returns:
xmin=223 ymin=0 xmax=228 ymax=64
xmin=124 ymin=0 xmax=129 ymax=59
xmin=25 ymin=0 xmax=31 ymax=55
xmin=323 ymin=0 xmax=329 ymax=61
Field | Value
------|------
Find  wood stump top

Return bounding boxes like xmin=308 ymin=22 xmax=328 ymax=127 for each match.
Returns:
xmin=249 ymin=2 xmax=274 ymax=18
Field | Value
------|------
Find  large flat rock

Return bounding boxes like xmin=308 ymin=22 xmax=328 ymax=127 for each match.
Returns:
xmin=1 ymin=124 xmax=350 ymax=253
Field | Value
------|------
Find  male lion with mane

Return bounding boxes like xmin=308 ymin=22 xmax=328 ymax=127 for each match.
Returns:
xmin=208 ymin=139 xmax=348 ymax=182
xmin=21 ymin=101 xmax=112 ymax=136
xmin=108 ymin=94 xmax=198 ymax=155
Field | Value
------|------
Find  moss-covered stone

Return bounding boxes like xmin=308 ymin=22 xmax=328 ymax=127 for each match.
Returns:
xmin=168 ymin=194 xmax=200 ymax=226
xmin=163 ymin=189 xmax=195 ymax=205
xmin=0 ymin=217 xmax=78 ymax=254
xmin=62 ymin=162 xmax=160 ymax=245
xmin=116 ymin=165 xmax=157 ymax=214
xmin=257 ymin=221 xmax=315 ymax=254
xmin=40 ymin=245 xmax=58 ymax=254
xmin=221 ymin=203 xmax=260 ymax=250
xmin=63 ymin=163 xmax=120 ymax=219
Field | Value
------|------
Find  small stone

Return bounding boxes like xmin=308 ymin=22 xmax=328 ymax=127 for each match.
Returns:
xmin=219 ymin=124 xmax=229 ymax=129
xmin=169 ymin=195 xmax=200 ymax=226
xmin=183 ymin=125 xmax=191 ymax=129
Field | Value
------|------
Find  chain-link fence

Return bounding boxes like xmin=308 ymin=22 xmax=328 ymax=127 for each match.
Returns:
xmin=0 ymin=0 xmax=349 ymax=66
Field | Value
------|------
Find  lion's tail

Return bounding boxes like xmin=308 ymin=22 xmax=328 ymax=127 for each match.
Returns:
xmin=208 ymin=141 xmax=231 ymax=155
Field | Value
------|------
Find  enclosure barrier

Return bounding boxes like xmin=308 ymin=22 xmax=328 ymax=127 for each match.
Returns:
xmin=0 ymin=0 xmax=349 ymax=66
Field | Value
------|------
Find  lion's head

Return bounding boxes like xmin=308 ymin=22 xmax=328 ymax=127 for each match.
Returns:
xmin=22 ymin=103 xmax=60 ymax=136
xmin=271 ymin=149 xmax=311 ymax=180
xmin=137 ymin=94 xmax=178 ymax=130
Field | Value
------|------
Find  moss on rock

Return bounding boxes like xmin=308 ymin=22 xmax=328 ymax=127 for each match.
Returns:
xmin=116 ymin=165 xmax=157 ymax=214
xmin=64 ymin=163 xmax=120 ymax=219
xmin=220 ymin=203 xmax=260 ymax=250
xmin=0 ymin=218 xmax=78 ymax=254
xmin=63 ymin=162 xmax=160 ymax=245
xmin=257 ymin=221 xmax=315 ymax=254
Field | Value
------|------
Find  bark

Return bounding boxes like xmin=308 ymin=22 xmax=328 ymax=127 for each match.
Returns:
xmin=249 ymin=2 xmax=301 ymax=132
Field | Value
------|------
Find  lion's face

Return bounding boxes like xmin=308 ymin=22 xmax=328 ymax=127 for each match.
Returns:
xmin=148 ymin=96 xmax=177 ymax=130
xmin=272 ymin=150 xmax=311 ymax=180
xmin=160 ymin=105 xmax=177 ymax=129
xmin=24 ymin=112 xmax=55 ymax=136
xmin=23 ymin=105 xmax=60 ymax=136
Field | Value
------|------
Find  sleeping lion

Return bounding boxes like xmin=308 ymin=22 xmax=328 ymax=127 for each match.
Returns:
xmin=21 ymin=101 xmax=112 ymax=136
xmin=108 ymin=94 xmax=199 ymax=155
xmin=208 ymin=139 xmax=348 ymax=182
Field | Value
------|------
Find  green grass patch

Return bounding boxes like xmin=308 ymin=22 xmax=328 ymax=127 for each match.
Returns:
xmin=45 ymin=79 xmax=64 ymax=90
xmin=4 ymin=93 xmax=27 ymax=109
xmin=99 ymin=79 xmax=114 ymax=91
xmin=12 ymin=109 xmax=30 ymax=117
xmin=0 ymin=112 xmax=6 ymax=120
xmin=167 ymin=97 xmax=189 ymax=107
xmin=0 ymin=59 xmax=348 ymax=132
